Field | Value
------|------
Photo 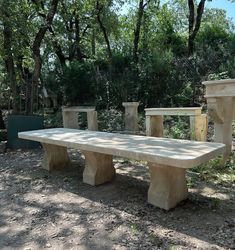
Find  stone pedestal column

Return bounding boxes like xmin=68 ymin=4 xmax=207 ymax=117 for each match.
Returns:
xmin=62 ymin=111 xmax=79 ymax=129
xmin=146 ymin=115 xmax=164 ymax=137
xmin=42 ymin=143 xmax=71 ymax=171
xmin=190 ymin=114 xmax=208 ymax=141
xmin=87 ymin=111 xmax=98 ymax=131
xmin=122 ymin=102 xmax=139 ymax=134
xmin=203 ymin=79 xmax=235 ymax=159
xmin=82 ymin=151 xmax=115 ymax=185
xmin=148 ymin=163 xmax=188 ymax=210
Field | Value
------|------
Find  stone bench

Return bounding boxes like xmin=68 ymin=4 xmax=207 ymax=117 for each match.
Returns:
xmin=145 ymin=107 xmax=208 ymax=141
xmin=18 ymin=128 xmax=225 ymax=210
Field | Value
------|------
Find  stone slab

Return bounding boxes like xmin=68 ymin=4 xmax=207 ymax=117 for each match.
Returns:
xmin=18 ymin=128 xmax=225 ymax=169
xmin=62 ymin=106 xmax=96 ymax=112
xmin=203 ymin=79 xmax=235 ymax=97
xmin=145 ymin=107 xmax=202 ymax=116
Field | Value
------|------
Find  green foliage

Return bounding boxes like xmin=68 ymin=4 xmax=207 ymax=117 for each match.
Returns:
xmin=60 ymin=61 xmax=96 ymax=105
xmin=192 ymin=155 xmax=235 ymax=185
xmin=98 ymin=108 xmax=124 ymax=132
xmin=43 ymin=110 xmax=63 ymax=128
xmin=0 ymin=0 xmax=234 ymax=114
xmin=164 ymin=116 xmax=190 ymax=140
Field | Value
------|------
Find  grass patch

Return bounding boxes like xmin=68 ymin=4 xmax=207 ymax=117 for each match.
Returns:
xmin=191 ymin=153 xmax=235 ymax=185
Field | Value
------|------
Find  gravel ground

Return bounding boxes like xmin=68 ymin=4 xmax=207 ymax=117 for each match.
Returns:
xmin=0 ymin=149 xmax=234 ymax=250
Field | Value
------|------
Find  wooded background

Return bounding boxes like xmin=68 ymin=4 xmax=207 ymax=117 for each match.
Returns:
xmin=0 ymin=0 xmax=234 ymax=115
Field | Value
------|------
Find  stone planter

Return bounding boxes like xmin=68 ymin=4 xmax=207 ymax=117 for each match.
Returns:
xmin=7 ymin=114 xmax=44 ymax=149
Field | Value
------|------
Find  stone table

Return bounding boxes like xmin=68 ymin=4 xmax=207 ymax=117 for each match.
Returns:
xmin=19 ymin=128 xmax=225 ymax=210
xmin=62 ymin=106 xmax=98 ymax=131
xmin=145 ymin=107 xmax=208 ymax=141
xmin=203 ymin=79 xmax=235 ymax=159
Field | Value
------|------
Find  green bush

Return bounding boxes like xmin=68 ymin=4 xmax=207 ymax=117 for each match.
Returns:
xmin=98 ymin=108 xmax=124 ymax=132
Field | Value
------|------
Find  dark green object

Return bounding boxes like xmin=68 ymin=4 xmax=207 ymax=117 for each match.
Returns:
xmin=7 ymin=115 xmax=44 ymax=149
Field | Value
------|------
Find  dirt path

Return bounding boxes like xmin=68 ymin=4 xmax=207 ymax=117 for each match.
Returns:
xmin=0 ymin=149 xmax=234 ymax=249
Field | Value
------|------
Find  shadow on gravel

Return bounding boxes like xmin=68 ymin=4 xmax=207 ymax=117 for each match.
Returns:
xmin=0 ymin=149 xmax=234 ymax=249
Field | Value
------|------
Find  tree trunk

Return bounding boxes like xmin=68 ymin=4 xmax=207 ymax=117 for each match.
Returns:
xmin=30 ymin=0 xmax=59 ymax=114
xmin=0 ymin=110 xmax=5 ymax=129
xmin=2 ymin=22 xmax=18 ymax=114
xmin=187 ymin=0 xmax=206 ymax=56
xmin=96 ymin=0 xmax=112 ymax=61
xmin=133 ymin=0 xmax=145 ymax=63
xmin=52 ymin=40 xmax=66 ymax=66
xmin=92 ymin=28 xmax=96 ymax=56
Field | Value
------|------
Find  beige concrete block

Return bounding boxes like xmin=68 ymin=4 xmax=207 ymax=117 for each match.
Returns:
xmin=83 ymin=151 xmax=115 ymax=185
xmin=190 ymin=114 xmax=208 ymax=141
xmin=203 ymin=79 xmax=235 ymax=160
xmin=19 ymin=128 xmax=225 ymax=169
xmin=62 ymin=111 xmax=79 ymax=129
xmin=145 ymin=107 xmax=202 ymax=116
xmin=42 ymin=143 xmax=70 ymax=171
xmin=122 ymin=102 xmax=139 ymax=133
xmin=87 ymin=111 xmax=98 ymax=131
xmin=148 ymin=163 xmax=188 ymax=210
xmin=146 ymin=115 xmax=163 ymax=137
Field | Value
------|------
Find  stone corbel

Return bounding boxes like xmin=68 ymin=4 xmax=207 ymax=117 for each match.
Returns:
xmin=206 ymin=97 xmax=224 ymax=124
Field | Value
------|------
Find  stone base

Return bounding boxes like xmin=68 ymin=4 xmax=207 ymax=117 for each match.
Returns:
xmin=42 ymin=143 xmax=71 ymax=171
xmin=148 ymin=163 xmax=188 ymax=210
xmin=83 ymin=151 xmax=115 ymax=185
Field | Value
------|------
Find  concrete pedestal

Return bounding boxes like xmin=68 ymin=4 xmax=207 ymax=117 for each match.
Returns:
xmin=42 ymin=143 xmax=71 ymax=171
xmin=148 ymin=163 xmax=188 ymax=210
xmin=203 ymin=79 xmax=235 ymax=159
xmin=83 ymin=151 xmax=115 ymax=185
xmin=122 ymin=102 xmax=139 ymax=134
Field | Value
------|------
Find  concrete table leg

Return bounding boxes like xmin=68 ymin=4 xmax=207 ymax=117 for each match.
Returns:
xmin=62 ymin=111 xmax=79 ymax=129
xmin=214 ymin=97 xmax=233 ymax=159
xmin=148 ymin=163 xmax=188 ymax=210
xmin=146 ymin=115 xmax=164 ymax=137
xmin=87 ymin=111 xmax=98 ymax=131
xmin=42 ymin=143 xmax=71 ymax=171
xmin=83 ymin=151 xmax=115 ymax=185
xmin=190 ymin=114 xmax=208 ymax=141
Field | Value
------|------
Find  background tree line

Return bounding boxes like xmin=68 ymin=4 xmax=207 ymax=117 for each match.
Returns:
xmin=0 ymin=0 xmax=234 ymax=115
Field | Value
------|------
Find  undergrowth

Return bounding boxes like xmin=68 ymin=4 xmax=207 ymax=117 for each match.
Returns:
xmin=190 ymin=153 xmax=235 ymax=185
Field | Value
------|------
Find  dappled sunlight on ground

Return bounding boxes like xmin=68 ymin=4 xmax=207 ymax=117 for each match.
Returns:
xmin=0 ymin=149 xmax=234 ymax=249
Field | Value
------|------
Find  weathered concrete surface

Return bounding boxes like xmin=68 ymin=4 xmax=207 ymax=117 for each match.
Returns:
xmin=18 ymin=128 xmax=225 ymax=210
xmin=203 ymin=79 xmax=235 ymax=159
xmin=145 ymin=107 xmax=208 ymax=141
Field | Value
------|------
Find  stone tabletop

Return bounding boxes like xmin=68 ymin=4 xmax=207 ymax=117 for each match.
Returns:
xmin=145 ymin=107 xmax=202 ymax=116
xmin=62 ymin=106 xmax=96 ymax=112
xmin=18 ymin=128 xmax=225 ymax=169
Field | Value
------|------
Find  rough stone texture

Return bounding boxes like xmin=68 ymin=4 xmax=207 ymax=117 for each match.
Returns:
xmin=145 ymin=107 xmax=208 ymax=141
xmin=148 ymin=163 xmax=188 ymax=210
xmin=62 ymin=106 xmax=98 ymax=131
xmin=203 ymin=79 xmax=235 ymax=159
xmin=83 ymin=151 xmax=115 ymax=185
xmin=18 ymin=128 xmax=225 ymax=169
xmin=190 ymin=114 xmax=208 ymax=141
xmin=122 ymin=102 xmax=139 ymax=134
xmin=146 ymin=115 xmax=164 ymax=137
xmin=87 ymin=111 xmax=98 ymax=131
xmin=18 ymin=128 xmax=225 ymax=210
xmin=42 ymin=143 xmax=71 ymax=171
